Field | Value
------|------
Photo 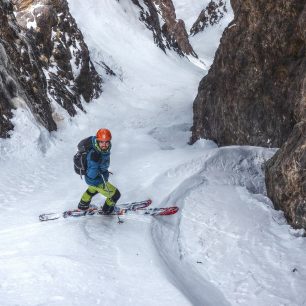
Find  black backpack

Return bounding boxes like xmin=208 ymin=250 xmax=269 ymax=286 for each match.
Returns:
xmin=73 ymin=136 xmax=93 ymax=178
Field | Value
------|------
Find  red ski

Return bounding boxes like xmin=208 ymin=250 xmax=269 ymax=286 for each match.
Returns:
xmin=39 ymin=200 xmax=179 ymax=222
xmin=136 ymin=206 xmax=179 ymax=216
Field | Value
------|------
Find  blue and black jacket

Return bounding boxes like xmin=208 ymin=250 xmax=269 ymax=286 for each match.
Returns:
xmin=85 ymin=136 xmax=111 ymax=186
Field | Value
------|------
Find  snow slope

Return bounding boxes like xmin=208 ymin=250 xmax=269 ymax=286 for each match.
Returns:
xmin=0 ymin=1 xmax=305 ymax=306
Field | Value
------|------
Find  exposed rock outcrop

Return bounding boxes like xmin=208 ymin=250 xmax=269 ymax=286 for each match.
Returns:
xmin=0 ymin=0 xmax=57 ymax=137
xmin=190 ymin=0 xmax=306 ymax=229
xmin=0 ymin=41 xmax=16 ymax=138
xmin=13 ymin=0 xmax=102 ymax=116
xmin=131 ymin=0 xmax=197 ymax=56
xmin=0 ymin=0 xmax=102 ymax=138
xmin=152 ymin=0 xmax=197 ymax=56
xmin=191 ymin=1 xmax=306 ymax=147
xmin=266 ymin=121 xmax=306 ymax=229
xmin=190 ymin=0 xmax=228 ymax=36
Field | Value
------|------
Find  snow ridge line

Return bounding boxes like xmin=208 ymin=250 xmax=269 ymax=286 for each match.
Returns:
xmin=151 ymin=174 xmax=230 ymax=306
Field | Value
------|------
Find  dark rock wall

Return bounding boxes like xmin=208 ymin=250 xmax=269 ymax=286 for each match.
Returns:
xmin=0 ymin=41 xmax=16 ymax=138
xmin=191 ymin=0 xmax=306 ymax=229
xmin=131 ymin=0 xmax=197 ymax=57
xmin=0 ymin=0 xmax=102 ymax=138
xmin=14 ymin=0 xmax=102 ymax=116
xmin=0 ymin=0 xmax=57 ymax=137
xmin=153 ymin=0 xmax=197 ymax=56
xmin=131 ymin=0 xmax=167 ymax=52
xmin=191 ymin=0 xmax=305 ymax=147
xmin=266 ymin=122 xmax=306 ymax=229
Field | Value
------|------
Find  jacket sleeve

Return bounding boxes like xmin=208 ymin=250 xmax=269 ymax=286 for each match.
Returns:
xmin=86 ymin=150 xmax=100 ymax=180
xmin=99 ymin=154 xmax=110 ymax=181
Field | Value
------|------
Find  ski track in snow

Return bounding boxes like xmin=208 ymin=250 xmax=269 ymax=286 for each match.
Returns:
xmin=0 ymin=1 xmax=306 ymax=306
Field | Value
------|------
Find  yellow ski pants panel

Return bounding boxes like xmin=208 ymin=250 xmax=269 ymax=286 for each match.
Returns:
xmin=81 ymin=182 xmax=118 ymax=207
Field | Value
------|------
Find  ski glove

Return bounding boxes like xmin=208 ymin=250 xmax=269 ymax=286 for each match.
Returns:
xmin=100 ymin=171 xmax=109 ymax=183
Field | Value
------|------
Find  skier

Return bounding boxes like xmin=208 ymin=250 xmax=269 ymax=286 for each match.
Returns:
xmin=78 ymin=128 xmax=121 ymax=214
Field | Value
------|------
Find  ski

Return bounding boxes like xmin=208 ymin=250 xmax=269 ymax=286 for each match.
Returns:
xmin=39 ymin=200 xmax=179 ymax=222
xmin=39 ymin=199 xmax=152 ymax=222
xmin=64 ymin=206 xmax=178 ymax=218
xmin=135 ymin=206 xmax=179 ymax=216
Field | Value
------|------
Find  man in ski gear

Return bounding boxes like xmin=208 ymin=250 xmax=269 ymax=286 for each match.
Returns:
xmin=78 ymin=128 xmax=121 ymax=214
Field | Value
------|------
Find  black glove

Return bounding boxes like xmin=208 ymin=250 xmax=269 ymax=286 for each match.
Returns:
xmin=100 ymin=171 xmax=109 ymax=183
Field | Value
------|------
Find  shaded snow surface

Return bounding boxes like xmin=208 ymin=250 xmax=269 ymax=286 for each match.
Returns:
xmin=0 ymin=1 xmax=305 ymax=305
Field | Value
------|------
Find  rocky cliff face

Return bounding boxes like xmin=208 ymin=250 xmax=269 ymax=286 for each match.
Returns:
xmin=266 ymin=122 xmax=306 ymax=229
xmin=0 ymin=0 xmax=102 ymax=138
xmin=191 ymin=1 xmax=306 ymax=147
xmin=0 ymin=0 xmax=57 ymax=137
xmin=131 ymin=0 xmax=197 ymax=56
xmin=191 ymin=0 xmax=306 ymax=229
xmin=190 ymin=0 xmax=228 ymax=36
xmin=13 ymin=0 xmax=102 ymax=115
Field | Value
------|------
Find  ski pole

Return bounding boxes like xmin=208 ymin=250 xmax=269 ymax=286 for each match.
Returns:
xmin=101 ymin=173 xmax=122 ymax=224
xmin=101 ymin=173 xmax=111 ymax=195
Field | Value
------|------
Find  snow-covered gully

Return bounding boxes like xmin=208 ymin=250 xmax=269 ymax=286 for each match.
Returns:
xmin=0 ymin=1 xmax=305 ymax=306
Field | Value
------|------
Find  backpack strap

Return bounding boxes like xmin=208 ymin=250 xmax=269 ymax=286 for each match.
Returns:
xmin=90 ymin=150 xmax=101 ymax=162
xmin=78 ymin=136 xmax=93 ymax=152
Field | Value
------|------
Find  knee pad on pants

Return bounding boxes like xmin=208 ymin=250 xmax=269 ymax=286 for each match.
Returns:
xmin=111 ymin=189 xmax=121 ymax=204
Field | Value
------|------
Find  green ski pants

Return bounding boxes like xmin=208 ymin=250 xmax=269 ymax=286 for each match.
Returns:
xmin=79 ymin=182 xmax=121 ymax=210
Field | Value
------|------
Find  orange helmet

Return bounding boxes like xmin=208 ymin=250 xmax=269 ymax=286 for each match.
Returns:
xmin=96 ymin=128 xmax=112 ymax=141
